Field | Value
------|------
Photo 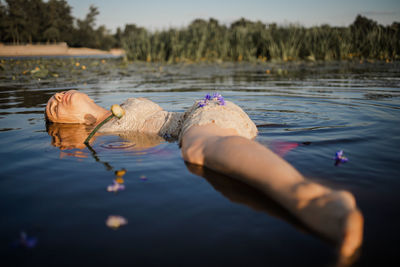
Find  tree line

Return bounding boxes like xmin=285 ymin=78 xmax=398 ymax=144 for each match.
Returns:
xmin=1 ymin=0 xmax=399 ymax=62
xmin=0 ymin=0 xmax=115 ymax=50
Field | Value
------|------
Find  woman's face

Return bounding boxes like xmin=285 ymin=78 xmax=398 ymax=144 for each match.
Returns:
xmin=46 ymin=90 xmax=98 ymax=124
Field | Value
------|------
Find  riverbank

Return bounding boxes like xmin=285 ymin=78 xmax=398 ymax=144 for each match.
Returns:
xmin=0 ymin=43 xmax=125 ymax=57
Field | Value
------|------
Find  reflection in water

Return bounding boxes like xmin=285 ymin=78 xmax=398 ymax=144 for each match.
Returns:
xmin=107 ymin=169 xmax=126 ymax=193
xmin=46 ymin=123 xmax=93 ymax=150
xmin=186 ymin=162 xmax=305 ymax=226
xmin=185 ymin=162 xmax=361 ymax=267
xmin=46 ymin=123 xmax=165 ymax=153
xmin=100 ymin=131 xmax=165 ymax=151
xmin=46 ymin=123 xmax=166 ymax=170
xmin=59 ymin=150 xmax=88 ymax=159
xmin=85 ymin=143 xmax=113 ymax=171
xmin=46 ymin=122 xmax=112 ymax=169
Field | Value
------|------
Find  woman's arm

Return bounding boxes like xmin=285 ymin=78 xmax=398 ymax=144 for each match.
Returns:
xmin=181 ymin=123 xmax=363 ymax=258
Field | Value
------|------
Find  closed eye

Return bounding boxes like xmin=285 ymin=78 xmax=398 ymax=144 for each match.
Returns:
xmin=50 ymin=101 xmax=58 ymax=118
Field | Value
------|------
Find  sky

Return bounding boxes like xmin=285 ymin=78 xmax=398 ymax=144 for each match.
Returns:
xmin=67 ymin=0 xmax=400 ymax=32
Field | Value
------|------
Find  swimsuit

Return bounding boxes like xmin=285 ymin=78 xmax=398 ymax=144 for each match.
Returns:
xmin=99 ymin=97 xmax=257 ymax=142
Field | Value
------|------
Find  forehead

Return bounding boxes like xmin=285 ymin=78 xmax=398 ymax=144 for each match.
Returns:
xmin=45 ymin=92 xmax=66 ymax=119
xmin=47 ymin=94 xmax=56 ymax=103
xmin=46 ymin=95 xmax=55 ymax=110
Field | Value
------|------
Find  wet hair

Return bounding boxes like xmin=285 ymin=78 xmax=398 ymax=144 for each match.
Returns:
xmin=44 ymin=109 xmax=49 ymax=122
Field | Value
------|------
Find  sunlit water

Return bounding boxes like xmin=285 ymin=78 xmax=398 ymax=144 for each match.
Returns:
xmin=1 ymin=59 xmax=400 ymax=266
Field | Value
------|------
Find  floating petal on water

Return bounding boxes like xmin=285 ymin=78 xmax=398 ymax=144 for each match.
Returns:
xmin=107 ymin=181 xmax=125 ymax=192
xmin=13 ymin=231 xmax=37 ymax=248
xmin=334 ymin=150 xmax=348 ymax=166
xmin=106 ymin=215 xmax=128 ymax=229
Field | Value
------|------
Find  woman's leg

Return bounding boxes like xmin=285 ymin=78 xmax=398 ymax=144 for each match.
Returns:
xmin=181 ymin=124 xmax=363 ymax=258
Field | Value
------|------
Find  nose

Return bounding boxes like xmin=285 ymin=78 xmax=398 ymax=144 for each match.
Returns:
xmin=54 ymin=91 xmax=66 ymax=102
xmin=54 ymin=93 xmax=63 ymax=102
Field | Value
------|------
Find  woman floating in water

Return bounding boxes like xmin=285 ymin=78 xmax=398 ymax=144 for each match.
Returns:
xmin=45 ymin=90 xmax=363 ymax=259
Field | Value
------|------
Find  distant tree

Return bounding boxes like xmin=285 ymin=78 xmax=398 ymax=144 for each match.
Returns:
xmin=24 ymin=0 xmax=46 ymax=43
xmin=123 ymin=24 xmax=141 ymax=37
xmin=43 ymin=26 xmax=60 ymax=42
xmin=230 ymin=17 xmax=256 ymax=29
xmin=351 ymin=15 xmax=378 ymax=34
xmin=383 ymin=22 xmax=400 ymax=59
xmin=0 ymin=1 xmax=7 ymax=42
xmin=4 ymin=0 xmax=27 ymax=44
xmin=0 ymin=0 xmax=73 ymax=44
xmin=95 ymin=25 xmax=116 ymax=50
xmin=114 ymin=27 xmax=123 ymax=47
xmin=71 ymin=5 xmax=99 ymax=47
xmin=43 ymin=0 xmax=74 ymax=43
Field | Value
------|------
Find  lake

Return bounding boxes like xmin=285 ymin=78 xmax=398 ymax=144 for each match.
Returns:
xmin=0 ymin=58 xmax=399 ymax=266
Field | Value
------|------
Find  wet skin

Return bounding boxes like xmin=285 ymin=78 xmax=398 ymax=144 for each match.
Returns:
xmin=46 ymin=90 xmax=109 ymax=125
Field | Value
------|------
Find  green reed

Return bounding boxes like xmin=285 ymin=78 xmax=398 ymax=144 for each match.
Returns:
xmin=121 ymin=15 xmax=399 ymax=63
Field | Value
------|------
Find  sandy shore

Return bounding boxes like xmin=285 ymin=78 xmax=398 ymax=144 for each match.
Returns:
xmin=0 ymin=42 xmax=125 ymax=57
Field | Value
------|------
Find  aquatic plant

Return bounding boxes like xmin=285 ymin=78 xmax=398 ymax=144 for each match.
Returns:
xmin=120 ymin=16 xmax=399 ymax=62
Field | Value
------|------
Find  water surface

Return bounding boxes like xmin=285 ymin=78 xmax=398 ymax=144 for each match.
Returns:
xmin=0 ymin=59 xmax=399 ymax=266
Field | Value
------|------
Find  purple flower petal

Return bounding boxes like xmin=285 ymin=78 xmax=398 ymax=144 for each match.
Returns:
xmin=13 ymin=232 xmax=37 ymax=248
xmin=217 ymin=95 xmax=225 ymax=105
xmin=199 ymin=93 xmax=225 ymax=107
xmin=24 ymin=237 xmax=38 ymax=248
xmin=334 ymin=150 xmax=348 ymax=166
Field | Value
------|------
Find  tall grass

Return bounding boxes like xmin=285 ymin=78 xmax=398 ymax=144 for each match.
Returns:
xmin=121 ymin=15 xmax=399 ymax=62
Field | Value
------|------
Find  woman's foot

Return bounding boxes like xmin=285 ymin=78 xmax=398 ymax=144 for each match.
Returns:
xmin=294 ymin=190 xmax=363 ymax=258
